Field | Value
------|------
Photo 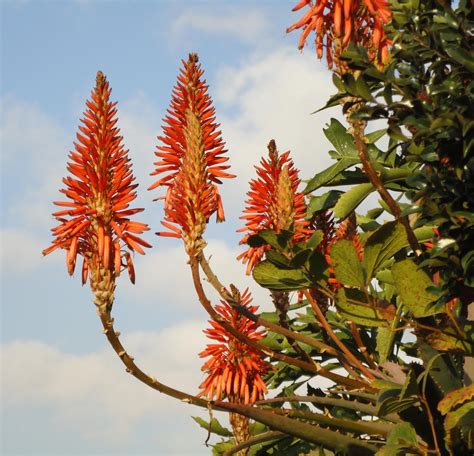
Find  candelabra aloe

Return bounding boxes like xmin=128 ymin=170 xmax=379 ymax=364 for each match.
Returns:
xmin=44 ymin=1 xmax=473 ymax=455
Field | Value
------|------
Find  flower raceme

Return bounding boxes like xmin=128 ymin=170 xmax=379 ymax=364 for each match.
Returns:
xmin=198 ymin=288 xmax=270 ymax=404
xmin=238 ymin=140 xmax=310 ymax=274
xmin=287 ymin=0 xmax=392 ymax=69
xmin=149 ymin=53 xmax=234 ymax=257
xmin=43 ymin=71 xmax=150 ymax=289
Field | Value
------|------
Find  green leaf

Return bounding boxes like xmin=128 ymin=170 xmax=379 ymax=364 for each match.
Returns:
xmin=307 ymin=191 xmax=343 ymax=213
xmin=333 ymin=183 xmax=374 ymax=219
xmin=248 ymin=229 xmax=292 ymax=250
xmin=323 ymin=118 xmax=357 ymax=157
xmin=336 ymin=288 xmax=386 ymax=327
xmin=399 ymin=370 xmax=418 ymax=400
xmin=425 ymin=322 xmax=474 ymax=355
xmin=305 ymin=159 xmax=358 ymax=193
xmin=377 ymin=327 xmax=394 ymax=364
xmin=192 ymin=416 xmax=233 ymax=437
xmin=377 ymin=423 xmax=418 ymax=455
xmin=392 ymin=259 xmax=439 ymax=317
xmin=363 ymin=222 xmax=407 ymax=280
xmin=365 ymin=128 xmax=387 ymax=144
xmin=330 ymin=240 xmax=365 ymax=287
xmin=445 ymin=401 xmax=474 ymax=432
xmin=418 ymin=342 xmax=463 ymax=395
xmin=253 ymin=260 xmax=311 ymax=291
xmin=376 ymin=389 xmax=417 ymax=416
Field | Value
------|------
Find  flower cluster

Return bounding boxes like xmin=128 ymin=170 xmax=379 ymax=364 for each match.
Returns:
xmin=238 ymin=140 xmax=310 ymax=274
xmin=43 ymin=71 xmax=150 ymax=285
xmin=149 ymin=53 xmax=234 ymax=256
xmin=198 ymin=289 xmax=270 ymax=404
xmin=287 ymin=0 xmax=392 ymax=69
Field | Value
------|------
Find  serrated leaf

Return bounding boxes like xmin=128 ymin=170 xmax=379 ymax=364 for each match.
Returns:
xmin=392 ymin=259 xmax=439 ymax=317
xmin=363 ymin=222 xmax=407 ymax=280
xmin=307 ymin=191 xmax=343 ymax=213
xmin=192 ymin=416 xmax=233 ymax=437
xmin=445 ymin=401 xmax=474 ymax=431
xmin=438 ymin=385 xmax=474 ymax=415
xmin=399 ymin=370 xmax=418 ymax=400
xmin=330 ymin=240 xmax=365 ymax=287
xmin=418 ymin=342 xmax=463 ymax=395
xmin=334 ymin=183 xmax=374 ymax=219
xmin=253 ymin=260 xmax=311 ymax=291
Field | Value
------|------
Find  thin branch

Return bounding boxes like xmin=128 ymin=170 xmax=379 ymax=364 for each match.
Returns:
xmin=351 ymin=120 xmax=420 ymax=254
xmin=222 ymin=431 xmax=285 ymax=456
xmin=304 ymin=290 xmax=376 ymax=381
xmin=350 ymin=322 xmax=378 ymax=370
xmin=190 ymin=255 xmax=371 ymax=391
xmin=199 ymin=254 xmax=340 ymax=358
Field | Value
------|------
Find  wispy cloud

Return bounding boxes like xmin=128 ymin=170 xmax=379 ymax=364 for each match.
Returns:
xmin=171 ymin=6 xmax=269 ymax=43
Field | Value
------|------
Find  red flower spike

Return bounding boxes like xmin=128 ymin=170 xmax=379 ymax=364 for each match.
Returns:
xmin=238 ymin=140 xmax=311 ymax=274
xmin=43 ymin=71 xmax=150 ymax=284
xmin=198 ymin=288 xmax=271 ymax=404
xmin=287 ymin=0 xmax=392 ymax=69
xmin=150 ymin=53 xmax=235 ymax=256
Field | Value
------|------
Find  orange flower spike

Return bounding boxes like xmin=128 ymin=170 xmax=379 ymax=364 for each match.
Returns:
xmin=287 ymin=0 xmax=392 ymax=69
xmin=43 ymin=71 xmax=150 ymax=288
xmin=198 ymin=288 xmax=271 ymax=404
xmin=238 ymin=140 xmax=310 ymax=275
xmin=150 ymin=53 xmax=235 ymax=257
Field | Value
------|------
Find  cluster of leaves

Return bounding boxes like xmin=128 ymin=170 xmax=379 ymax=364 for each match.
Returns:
xmin=201 ymin=1 xmax=473 ymax=455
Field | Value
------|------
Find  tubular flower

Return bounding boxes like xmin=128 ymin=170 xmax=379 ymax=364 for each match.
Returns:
xmin=287 ymin=0 xmax=392 ymax=69
xmin=238 ymin=140 xmax=311 ymax=275
xmin=43 ymin=71 xmax=150 ymax=296
xmin=198 ymin=288 xmax=271 ymax=405
xmin=149 ymin=53 xmax=234 ymax=256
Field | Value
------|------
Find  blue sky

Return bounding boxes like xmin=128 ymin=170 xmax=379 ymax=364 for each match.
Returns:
xmin=1 ymin=1 xmax=337 ymax=454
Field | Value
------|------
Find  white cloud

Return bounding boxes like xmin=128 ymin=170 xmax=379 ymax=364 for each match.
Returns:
xmin=122 ymin=238 xmax=274 ymax=315
xmin=0 ymin=228 xmax=50 ymax=274
xmin=1 ymin=322 xmax=215 ymax=453
xmin=171 ymin=7 xmax=269 ymax=43
xmin=213 ymin=46 xmax=340 ymax=217
xmin=1 ymin=97 xmax=69 ymax=230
